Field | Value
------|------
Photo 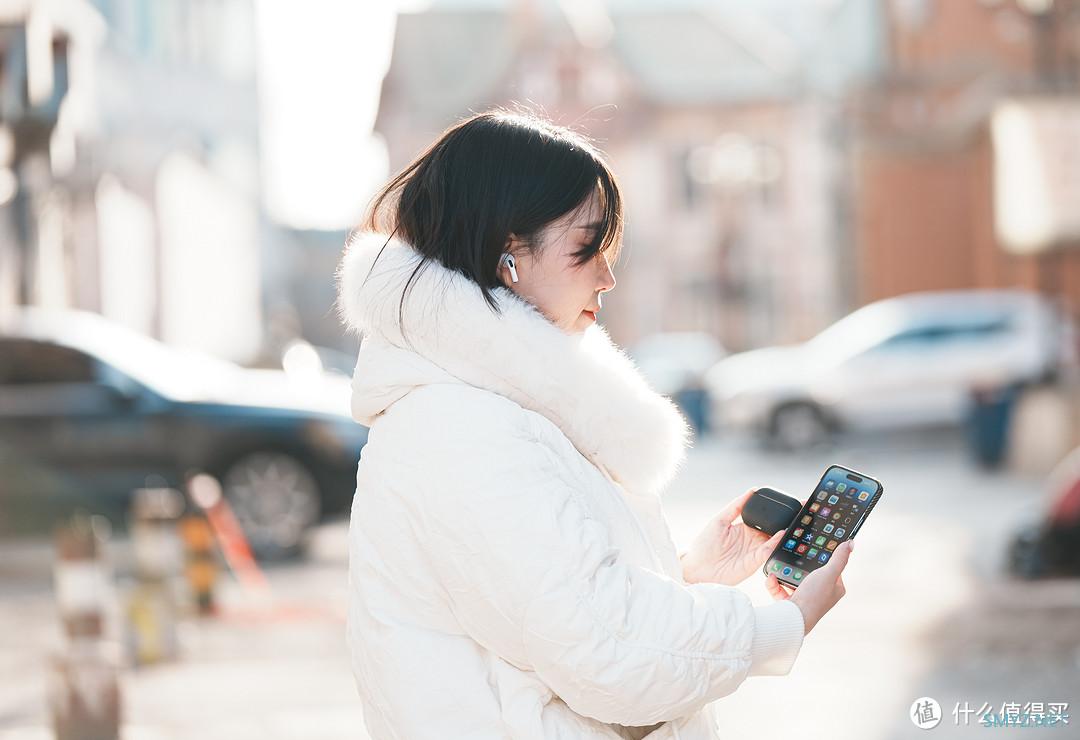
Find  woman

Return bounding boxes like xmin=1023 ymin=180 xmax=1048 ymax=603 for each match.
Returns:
xmin=337 ymin=111 xmax=853 ymax=739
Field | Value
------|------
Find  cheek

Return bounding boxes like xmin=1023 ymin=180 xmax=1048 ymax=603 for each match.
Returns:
xmin=522 ymin=253 xmax=592 ymax=325
xmin=561 ymin=277 xmax=590 ymax=313
xmin=521 ymin=283 xmax=571 ymax=325
xmin=536 ymin=273 xmax=580 ymax=309
xmin=544 ymin=294 xmax=580 ymax=329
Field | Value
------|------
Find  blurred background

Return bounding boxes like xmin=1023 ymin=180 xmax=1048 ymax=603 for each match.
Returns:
xmin=1 ymin=0 xmax=1080 ymax=738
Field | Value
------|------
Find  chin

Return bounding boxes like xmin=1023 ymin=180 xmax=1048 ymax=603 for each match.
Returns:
xmin=563 ymin=320 xmax=589 ymax=337
xmin=575 ymin=320 xmax=597 ymax=336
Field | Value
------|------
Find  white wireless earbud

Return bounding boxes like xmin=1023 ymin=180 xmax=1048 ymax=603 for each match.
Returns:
xmin=501 ymin=253 xmax=519 ymax=283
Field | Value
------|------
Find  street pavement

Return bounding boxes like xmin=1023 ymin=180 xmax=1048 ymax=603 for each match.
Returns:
xmin=1 ymin=427 xmax=1077 ymax=739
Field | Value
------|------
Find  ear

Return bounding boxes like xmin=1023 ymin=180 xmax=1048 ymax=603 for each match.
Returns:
xmin=504 ymin=233 xmax=525 ymax=254
xmin=499 ymin=235 xmax=525 ymax=287
xmin=496 ymin=251 xmax=513 ymax=289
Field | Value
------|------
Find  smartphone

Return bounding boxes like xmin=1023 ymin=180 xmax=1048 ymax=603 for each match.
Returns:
xmin=762 ymin=464 xmax=883 ymax=588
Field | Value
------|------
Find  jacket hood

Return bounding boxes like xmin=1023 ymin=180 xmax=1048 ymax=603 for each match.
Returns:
xmin=336 ymin=232 xmax=691 ymax=497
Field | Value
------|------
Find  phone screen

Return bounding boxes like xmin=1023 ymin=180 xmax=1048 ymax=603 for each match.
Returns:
xmin=763 ymin=464 xmax=882 ymax=587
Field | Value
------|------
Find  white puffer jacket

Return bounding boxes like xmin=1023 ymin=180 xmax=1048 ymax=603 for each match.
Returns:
xmin=337 ymin=233 xmax=805 ymax=740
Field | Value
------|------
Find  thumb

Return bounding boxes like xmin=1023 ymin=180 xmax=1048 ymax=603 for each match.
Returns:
xmin=822 ymin=539 xmax=854 ymax=576
xmin=758 ymin=529 xmax=784 ymax=554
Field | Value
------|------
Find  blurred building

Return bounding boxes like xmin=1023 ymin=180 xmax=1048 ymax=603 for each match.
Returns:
xmin=852 ymin=0 xmax=1080 ymax=310
xmin=87 ymin=0 xmax=264 ymax=361
xmin=375 ymin=0 xmax=886 ymax=350
xmin=9 ymin=1 xmax=1075 ymax=364
xmin=0 ymin=0 xmax=267 ymax=363
xmin=0 ymin=1 xmax=396 ymax=370
xmin=0 ymin=0 xmax=105 ymax=319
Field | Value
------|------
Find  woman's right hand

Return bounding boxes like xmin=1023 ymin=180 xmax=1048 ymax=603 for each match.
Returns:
xmin=764 ymin=539 xmax=853 ymax=635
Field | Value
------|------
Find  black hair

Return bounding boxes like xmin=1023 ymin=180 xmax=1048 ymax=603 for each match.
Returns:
xmin=357 ymin=108 xmax=623 ymax=330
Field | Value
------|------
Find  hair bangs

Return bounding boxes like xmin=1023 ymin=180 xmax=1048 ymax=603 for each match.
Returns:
xmin=567 ymin=166 xmax=623 ymax=269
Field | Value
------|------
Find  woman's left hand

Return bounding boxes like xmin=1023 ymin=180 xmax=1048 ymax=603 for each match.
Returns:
xmin=680 ymin=488 xmax=796 ymax=586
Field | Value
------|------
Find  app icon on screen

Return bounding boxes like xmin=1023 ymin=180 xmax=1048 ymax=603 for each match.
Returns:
xmin=784 ymin=539 xmax=796 ymax=550
xmin=807 ymin=548 xmax=819 ymax=557
xmin=832 ymin=512 xmax=842 ymax=520
xmin=826 ymin=540 xmax=838 ymax=551
xmin=816 ymin=491 xmax=828 ymax=501
xmin=825 ymin=481 xmax=835 ymax=488
xmin=796 ymin=544 xmax=808 ymax=554
xmin=782 ymin=566 xmax=792 ymax=576
xmin=818 ymin=552 xmax=830 ymax=563
xmin=801 ymin=515 xmax=813 ymax=525
xmin=792 ymin=528 xmax=804 ymax=538
xmin=820 ymin=507 xmax=832 ymax=517
xmin=809 ymin=503 xmax=820 ymax=513
xmin=827 ymin=494 xmax=839 ymax=505
xmin=814 ymin=535 xmax=826 ymax=546
xmin=836 ymin=482 xmax=847 ymax=493
xmin=835 ymin=528 xmax=846 ymax=538
xmin=858 ymin=491 xmax=870 ymax=501
xmin=823 ymin=524 xmax=834 ymax=534
xmin=792 ymin=570 xmax=804 ymax=581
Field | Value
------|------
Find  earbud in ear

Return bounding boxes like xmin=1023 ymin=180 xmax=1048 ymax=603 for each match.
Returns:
xmin=501 ymin=253 xmax=519 ymax=283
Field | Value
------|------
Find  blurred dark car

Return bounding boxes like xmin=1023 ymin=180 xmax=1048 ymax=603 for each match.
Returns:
xmin=0 ymin=309 xmax=367 ymax=558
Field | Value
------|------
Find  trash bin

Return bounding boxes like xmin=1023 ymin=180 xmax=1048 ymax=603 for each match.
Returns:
xmin=674 ymin=386 xmax=709 ymax=437
xmin=967 ymin=383 xmax=1021 ymax=468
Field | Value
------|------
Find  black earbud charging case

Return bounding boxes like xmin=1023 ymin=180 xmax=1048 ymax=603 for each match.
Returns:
xmin=741 ymin=487 xmax=802 ymax=536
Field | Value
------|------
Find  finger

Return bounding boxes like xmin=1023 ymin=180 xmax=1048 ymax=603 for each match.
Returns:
xmin=756 ymin=530 xmax=784 ymax=556
xmin=717 ymin=488 xmax=757 ymax=527
xmin=765 ymin=574 xmax=791 ymax=600
xmin=822 ymin=540 xmax=854 ymax=576
xmin=765 ymin=574 xmax=781 ymax=599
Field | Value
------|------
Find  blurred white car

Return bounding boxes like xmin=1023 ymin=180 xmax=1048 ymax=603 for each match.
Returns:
xmin=705 ymin=290 xmax=1077 ymax=449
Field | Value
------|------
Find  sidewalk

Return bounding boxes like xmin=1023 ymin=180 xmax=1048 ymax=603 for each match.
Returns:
xmin=0 ymin=529 xmax=369 ymax=740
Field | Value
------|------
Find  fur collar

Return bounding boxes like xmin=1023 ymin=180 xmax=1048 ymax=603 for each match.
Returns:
xmin=336 ymin=232 xmax=691 ymax=497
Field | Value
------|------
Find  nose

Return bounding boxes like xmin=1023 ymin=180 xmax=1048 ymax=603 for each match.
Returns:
xmin=597 ymin=253 xmax=616 ymax=293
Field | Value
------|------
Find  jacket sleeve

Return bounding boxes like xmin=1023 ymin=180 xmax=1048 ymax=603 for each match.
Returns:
xmin=417 ymin=409 xmax=805 ymax=727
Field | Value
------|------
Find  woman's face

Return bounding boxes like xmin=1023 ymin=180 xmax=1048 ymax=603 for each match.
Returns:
xmin=500 ymin=196 xmax=617 ymax=335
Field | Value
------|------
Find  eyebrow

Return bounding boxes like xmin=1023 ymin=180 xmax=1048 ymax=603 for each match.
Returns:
xmin=575 ymin=222 xmax=603 ymax=232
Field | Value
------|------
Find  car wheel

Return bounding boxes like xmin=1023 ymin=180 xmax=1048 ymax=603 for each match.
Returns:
xmin=221 ymin=451 xmax=322 ymax=560
xmin=769 ymin=402 xmax=830 ymax=451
